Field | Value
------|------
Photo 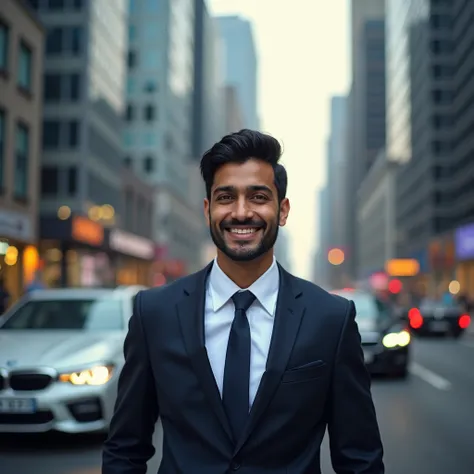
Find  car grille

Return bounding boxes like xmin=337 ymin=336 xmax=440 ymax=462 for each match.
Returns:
xmin=9 ymin=373 xmax=54 ymax=391
xmin=0 ymin=411 xmax=54 ymax=425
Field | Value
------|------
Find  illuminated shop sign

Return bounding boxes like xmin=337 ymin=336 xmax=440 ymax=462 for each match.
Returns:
xmin=109 ymin=229 xmax=154 ymax=260
xmin=72 ymin=216 xmax=104 ymax=246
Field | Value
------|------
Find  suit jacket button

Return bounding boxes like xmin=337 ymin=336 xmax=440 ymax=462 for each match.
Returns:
xmin=231 ymin=461 xmax=241 ymax=470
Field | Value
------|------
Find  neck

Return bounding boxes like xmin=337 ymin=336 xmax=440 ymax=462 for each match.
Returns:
xmin=216 ymin=250 xmax=274 ymax=288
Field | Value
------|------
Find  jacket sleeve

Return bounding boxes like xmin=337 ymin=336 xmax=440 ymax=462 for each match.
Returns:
xmin=327 ymin=300 xmax=385 ymax=473
xmin=102 ymin=291 xmax=159 ymax=474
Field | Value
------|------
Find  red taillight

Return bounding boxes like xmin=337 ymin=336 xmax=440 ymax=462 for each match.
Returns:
xmin=459 ymin=314 xmax=471 ymax=329
xmin=408 ymin=307 xmax=423 ymax=329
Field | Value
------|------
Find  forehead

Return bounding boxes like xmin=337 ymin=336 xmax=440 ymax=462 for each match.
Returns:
xmin=213 ymin=159 xmax=275 ymax=188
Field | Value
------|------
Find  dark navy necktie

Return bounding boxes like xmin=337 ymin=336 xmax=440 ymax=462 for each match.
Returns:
xmin=222 ymin=290 xmax=256 ymax=441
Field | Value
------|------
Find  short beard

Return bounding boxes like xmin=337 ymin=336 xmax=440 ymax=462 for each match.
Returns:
xmin=208 ymin=211 xmax=279 ymax=262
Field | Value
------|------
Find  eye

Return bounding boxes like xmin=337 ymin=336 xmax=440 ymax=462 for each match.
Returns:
xmin=216 ymin=194 xmax=233 ymax=201
xmin=253 ymin=194 xmax=269 ymax=201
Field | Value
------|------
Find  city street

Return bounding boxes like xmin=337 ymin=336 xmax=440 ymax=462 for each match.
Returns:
xmin=1 ymin=336 xmax=474 ymax=474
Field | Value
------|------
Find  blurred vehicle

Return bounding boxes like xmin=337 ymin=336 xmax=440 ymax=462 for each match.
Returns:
xmin=0 ymin=286 xmax=145 ymax=434
xmin=332 ymin=289 xmax=411 ymax=378
xmin=405 ymin=298 xmax=471 ymax=338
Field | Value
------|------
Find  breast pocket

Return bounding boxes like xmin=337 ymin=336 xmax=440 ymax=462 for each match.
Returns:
xmin=281 ymin=360 xmax=327 ymax=384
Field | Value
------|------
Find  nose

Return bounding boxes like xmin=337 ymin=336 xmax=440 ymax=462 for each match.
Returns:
xmin=231 ymin=196 xmax=254 ymax=221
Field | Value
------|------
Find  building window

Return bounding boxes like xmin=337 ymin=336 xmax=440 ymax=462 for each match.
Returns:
xmin=144 ymin=80 xmax=157 ymax=93
xmin=69 ymin=73 xmax=80 ymax=100
xmin=44 ymin=73 xmax=61 ymax=101
xmin=41 ymin=166 xmax=58 ymax=196
xmin=127 ymin=50 xmax=137 ymax=69
xmin=71 ymin=27 xmax=82 ymax=55
xmin=43 ymin=120 xmax=61 ymax=149
xmin=0 ymin=109 xmax=4 ymax=190
xmin=144 ymin=104 xmax=155 ymax=121
xmin=14 ymin=123 xmax=29 ymax=200
xmin=68 ymin=120 xmax=79 ymax=148
xmin=48 ymin=0 xmax=65 ymax=10
xmin=126 ymin=104 xmax=134 ymax=121
xmin=46 ymin=28 xmax=63 ymax=55
xmin=0 ymin=22 xmax=8 ymax=72
xmin=18 ymin=42 xmax=32 ymax=91
xmin=68 ymin=167 xmax=77 ymax=195
xmin=144 ymin=156 xmax=154 ymax=173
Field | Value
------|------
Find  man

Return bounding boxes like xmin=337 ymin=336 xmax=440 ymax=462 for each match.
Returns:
xmin=102 ymin=129 xmax=384 ymax=473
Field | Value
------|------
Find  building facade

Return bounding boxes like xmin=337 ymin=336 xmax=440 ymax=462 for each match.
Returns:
xmin=217 ymin=15 xmax=259 ymax=130
xmin=356 ymin=151 xmax=398 ymax=279
xmin=450 ymin=0 xmax=474 ymax=295
xmin=386 ymin=0 xmax=455 ymax=295
xmin=345 ymin=0 xmax=386 ymax=280
xmin=192 ymin=0 xmax=225 ymax=158
xmin=126 ymin=0 xmax=203 ymax=276
xmin=0 ymin=0 xmax=44 ymax=303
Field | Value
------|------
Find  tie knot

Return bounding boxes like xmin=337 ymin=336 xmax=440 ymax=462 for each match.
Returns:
xmin=232 ymin=290 xmax=256 ymax=312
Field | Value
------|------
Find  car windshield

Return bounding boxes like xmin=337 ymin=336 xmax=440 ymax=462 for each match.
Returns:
xmin=0 ymin=297 xmax=124 ymax=330
xmin=420 ymin=298 xmax=460 ymax=310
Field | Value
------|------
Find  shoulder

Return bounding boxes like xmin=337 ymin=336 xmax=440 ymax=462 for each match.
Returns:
xmin=136 ymin=272 xmax=198 ymax=309
xmin=287 ymin=272 xmax=353 ymax=317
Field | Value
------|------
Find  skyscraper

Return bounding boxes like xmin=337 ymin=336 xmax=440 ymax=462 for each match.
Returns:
xmin=126 ymin=0 xmax=204 ymax=275
xmin=217 ymin=15 xmax=259 ymax=130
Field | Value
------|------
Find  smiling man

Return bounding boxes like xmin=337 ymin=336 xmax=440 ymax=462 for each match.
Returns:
xmin=102 ymin=129 xmax=384 ymax=474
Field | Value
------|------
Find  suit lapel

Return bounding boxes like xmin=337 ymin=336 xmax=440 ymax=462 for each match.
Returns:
xmin=176 ymin=261 xmax=233 ymax=441
xmin=234 ymin=265 xmax=306 ymax=454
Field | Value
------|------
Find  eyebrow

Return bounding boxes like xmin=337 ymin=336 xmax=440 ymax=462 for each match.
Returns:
xmin=213 ymin=185 xmax=274 ymax=195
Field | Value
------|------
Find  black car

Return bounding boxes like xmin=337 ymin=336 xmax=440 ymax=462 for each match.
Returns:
xmin=405 ymin=299 xmax=471 ymax=338
xmin=332 ymin=290 xmax=411 ymax=378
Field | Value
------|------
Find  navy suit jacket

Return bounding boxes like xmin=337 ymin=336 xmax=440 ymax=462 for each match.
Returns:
xmin=102 ymin=262 xmax=384 ymax=473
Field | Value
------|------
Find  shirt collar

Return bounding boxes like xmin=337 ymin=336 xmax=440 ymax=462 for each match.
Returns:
xmin=208 ymin=256 xmax=280 ymax=316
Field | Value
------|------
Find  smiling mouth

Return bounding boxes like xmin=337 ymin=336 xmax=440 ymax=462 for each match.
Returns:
xmin=224 ymin=227 xmax=263 ymax=238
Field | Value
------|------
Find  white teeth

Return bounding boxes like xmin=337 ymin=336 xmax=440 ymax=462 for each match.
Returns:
xmin=229 ymin=228 xmax=257 ymax=234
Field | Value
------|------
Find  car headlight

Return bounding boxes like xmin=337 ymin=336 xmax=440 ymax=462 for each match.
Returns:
xmin=382 ymin=330 xmax=411 ymax=348
xmin=59 ymin=364 xmax=114 ymax=386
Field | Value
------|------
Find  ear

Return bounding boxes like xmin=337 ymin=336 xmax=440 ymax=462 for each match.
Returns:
xmin=203 ymin=198 xmax=210 ymax=227
xmin=279 ymin=198 xmax=290 ymax=226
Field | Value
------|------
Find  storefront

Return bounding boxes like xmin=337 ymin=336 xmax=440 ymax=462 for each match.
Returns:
xmin=107 ymin=229 xmax=155 ymax=286
xmin=454 ymin=223 xmax=474 ymax=297
xmin=39 ymin=214 xmax=114 ymax=288
xmin=0 ymin=208 xmax=39 ymax=305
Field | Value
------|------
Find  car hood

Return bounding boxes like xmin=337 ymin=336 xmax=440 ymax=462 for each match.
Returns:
xmin=0 ymin=331 xmax=125 ymax=371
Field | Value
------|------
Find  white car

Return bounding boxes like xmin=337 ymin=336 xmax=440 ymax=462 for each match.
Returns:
xmin=0 ymin=286 xmax=145 ymax=434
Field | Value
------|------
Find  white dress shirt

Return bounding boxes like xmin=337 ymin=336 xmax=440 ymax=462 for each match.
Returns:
xmin=204 ymin=257 xmax=279 ymax=407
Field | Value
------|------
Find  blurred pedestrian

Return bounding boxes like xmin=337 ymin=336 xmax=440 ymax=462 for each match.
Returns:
xmin=102 ymin=129 xmax=384 ymax=473
xmin=0 ymin=275 xmax=10 ymax=314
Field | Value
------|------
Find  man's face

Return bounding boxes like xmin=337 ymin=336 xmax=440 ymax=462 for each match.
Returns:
xmin=204 ymin=159 xmax=290 ymax=262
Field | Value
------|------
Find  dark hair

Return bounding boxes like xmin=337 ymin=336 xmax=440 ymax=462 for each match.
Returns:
xmin=200 ymin=129 xmax=287 ymax=201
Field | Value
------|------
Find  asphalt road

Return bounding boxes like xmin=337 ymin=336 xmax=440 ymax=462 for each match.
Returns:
xmin=1 ymin=335 xmax=474 ymax=474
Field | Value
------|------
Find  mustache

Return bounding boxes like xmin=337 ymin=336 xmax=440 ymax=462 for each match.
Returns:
xmin=219 ymin=219 xmax=266 ymax=230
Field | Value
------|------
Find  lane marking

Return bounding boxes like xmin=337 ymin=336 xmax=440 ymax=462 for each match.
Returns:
xmin=409 ymin=362 xmax=452 ymax=390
